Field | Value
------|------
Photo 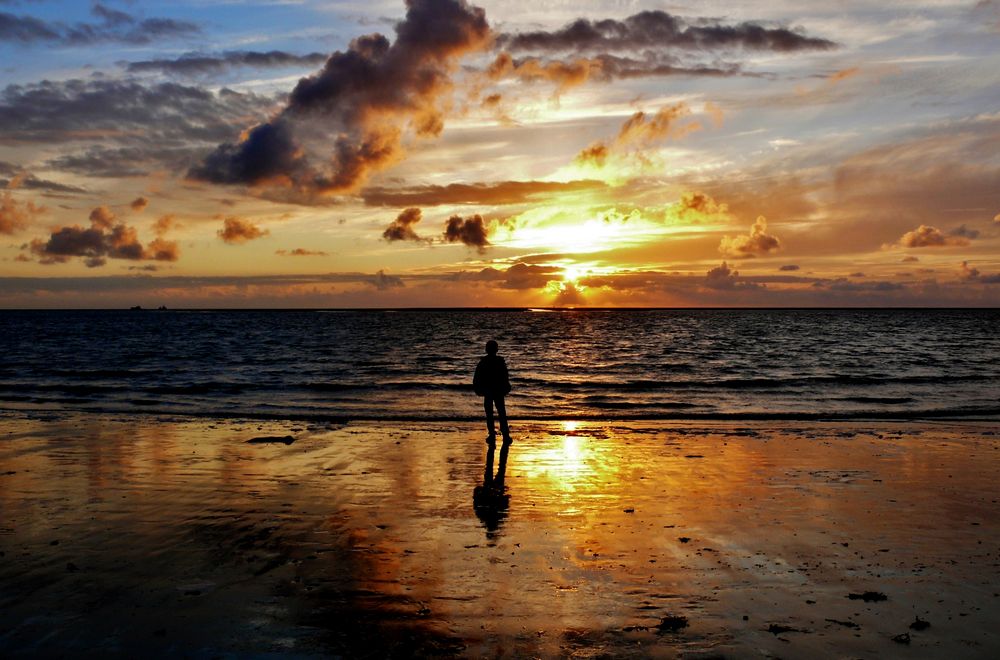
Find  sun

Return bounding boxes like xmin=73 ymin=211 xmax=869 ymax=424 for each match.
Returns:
xmin=562 ymin=266 xmax=582 ymax=284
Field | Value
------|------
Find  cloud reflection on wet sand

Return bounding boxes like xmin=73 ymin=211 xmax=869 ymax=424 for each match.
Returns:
xmin=0 ymin=414 xmax=998 ymax=656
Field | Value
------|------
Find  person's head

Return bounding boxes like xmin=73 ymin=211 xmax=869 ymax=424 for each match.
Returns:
xmin=485 ymin=340 xmax=498 ymax=355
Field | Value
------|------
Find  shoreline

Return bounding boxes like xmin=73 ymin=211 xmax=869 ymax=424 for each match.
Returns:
xmin=4 ymin=405 xmax=1000 ymax=425
xmin=1 ymin=412 xmax=998 ymax=657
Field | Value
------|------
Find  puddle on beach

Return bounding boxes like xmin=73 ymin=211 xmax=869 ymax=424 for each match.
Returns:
xmin=1 ymin=414 xmax=998 ymax=657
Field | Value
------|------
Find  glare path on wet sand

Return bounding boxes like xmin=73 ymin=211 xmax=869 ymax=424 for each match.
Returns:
xmin=0 ymin=413 xmax=998 ymax=657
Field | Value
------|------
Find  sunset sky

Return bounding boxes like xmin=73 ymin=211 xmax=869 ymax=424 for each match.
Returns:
xmin=1 ymin=0 xmax=999 ymax=307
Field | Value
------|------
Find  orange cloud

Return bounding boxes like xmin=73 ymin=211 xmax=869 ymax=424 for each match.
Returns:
xmin=894 ymin=224 xmax=969 ymax=248
xmin=362 ymin=179 xmax=605 ymax=207
xmin=276 ymin=248 xmax=329 ymax=256
xmin=217 ymin=216 xmax=268 ymax=244
xmin=577 ymin=103 xmax=697 ymax=164
xmin=719 ymin=216 xmax=781 ymax=258
xmin=383 ymin=207 xmax=425 ymax=242
xmin=703 ymin=101 xmax=724 ymax=127
xmin=88 ymin=205 xmax=116 ymax=229
xmin=130 ymin=196 xmax=149 ymax=212
xmin=827 ymin=67 xmax=860 ymax=83
xmin=670 ymin=191 xmax=729 ymax=223
xmin=144 ymin=237 xmax=179 ymax=262
xmin=487 ymin=52 xmax=598 ymax=93
xmin=0 ymin=191 xmax=45 ymax=234
xmin=152 ymin=214 xmax=179 ymax=236
xmin=25 ymin=205 xmax=178 ymax=267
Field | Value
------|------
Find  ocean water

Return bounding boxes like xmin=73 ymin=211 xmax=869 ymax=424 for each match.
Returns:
xmin=1 ymin=309 xmax=997 ymax=421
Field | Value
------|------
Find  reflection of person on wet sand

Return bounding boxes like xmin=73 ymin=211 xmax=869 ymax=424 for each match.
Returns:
xmin=473 ymin=340 xmax=512 ymax=446
xmin=474 ymin=433 xmax=510 ymax=538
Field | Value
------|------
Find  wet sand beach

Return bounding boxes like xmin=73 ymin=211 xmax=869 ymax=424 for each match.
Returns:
xmin=1 ymin=412 xmax=998 ymax=657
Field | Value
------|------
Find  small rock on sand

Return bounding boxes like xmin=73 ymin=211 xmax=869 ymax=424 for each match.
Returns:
xmin=892 ymin=632 xmax=911 ymax=644
xmin=910 ymin=616 xmax=931 ymax=631
xmin=848 ymin=591 xmax=887 ymax=602
xmin=246 ymin=435 xmax=295 ymax=445
xmin=656 ymin=615 xmax=688 ymax=632
xmin=766 ymin=623 xmax=804 ymax=635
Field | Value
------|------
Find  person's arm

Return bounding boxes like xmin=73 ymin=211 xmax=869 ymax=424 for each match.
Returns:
xmin=502 ymin=357 xmax=511 ymax=394
xmin=473 ymin=359 xmax=484 ymax=396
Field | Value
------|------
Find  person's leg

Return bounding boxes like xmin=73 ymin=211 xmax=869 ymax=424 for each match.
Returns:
xmin=484 ymin=397 xmax=496 ymax=439
xmin=495 ymin=395 xmax=511 ymax=441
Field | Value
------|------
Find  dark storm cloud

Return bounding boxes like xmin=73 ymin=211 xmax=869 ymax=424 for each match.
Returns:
xmin=0 ymin=4 xmax=200 ymax=46
xmin=572 ymin=272 xmax=662 ymax=290
xmin=595 ymin=54 xmax=743 ymax=80
xmin=704 ymin=261 xmax=760 ymax=290
xmin=45 ymin=146 xmax=198 ymax=178
xmin=0 ymin=78 xmax=274 ymax=146
xmin=817 ymin=279 xmax=905 ymax=292
xmin=497 ymin=10 xmax=836 ymax=53
xmin=26 ymin=205 xmax=179 ymax=266
xmin=457 ymin=262 xmax=561 ymax=289
xmin=370 ymin=269 xmax=404 ymax=290
xmin=486 ymin=52 xmax=745 ymax=90
xmin=443 ymin=214 xmax=489 ymax=250
xmin=0 ymin=272 xmax=417 ymax=296
xmin=382 ymin=207 xmax=425 ymax=242
xmin=0 ymin=160 xmax=85 ymax=193
xmin=189 ymin=121 xmax=304 ymax=187
xmin=496 ymin=262 xmax=560 ymax=289
xmin=0 ymin=172 xmax=85 ymax=194
xmin=948 ymin=224 xmax=980 ymax=240
xmin=188 ymin=0 xmax=491 ymax=196
xmin=362 ymin=179 xmax=606 ymax=207
xmin=126 ymin=51 xmax=329 ymax=76
xmin=1 ymin=79 xmax=275 ymax=179
xmin=959 ymin=261 xmax=1000 ymax=284
xmin=0 ymin=12 xmax=58 ymax=43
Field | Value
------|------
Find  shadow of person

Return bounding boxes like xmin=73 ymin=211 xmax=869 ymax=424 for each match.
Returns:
xmin=473 ymin=441 xmax=510 ymax=540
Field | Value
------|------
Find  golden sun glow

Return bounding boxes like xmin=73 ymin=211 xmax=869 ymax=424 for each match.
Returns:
xmin=562 ymin=266 xmax=583 ymax=284
xmin=507 ymin=218 xmax=623 ymax=253
xmin=492 ymin=205 xmax=676 ymax=255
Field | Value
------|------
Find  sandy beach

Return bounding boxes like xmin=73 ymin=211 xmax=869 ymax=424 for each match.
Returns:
xmin=1 ymin=411 xmax=998 ymax=657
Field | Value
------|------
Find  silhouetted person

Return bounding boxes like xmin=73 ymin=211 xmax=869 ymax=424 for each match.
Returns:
xmin=473 ymin=339 xmax=511 ymax=445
